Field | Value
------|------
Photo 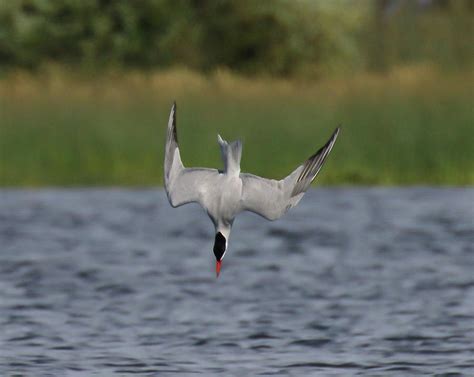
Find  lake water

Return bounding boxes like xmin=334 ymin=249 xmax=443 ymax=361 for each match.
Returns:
xmin=0 ymin=188 xmax=473 ymax=376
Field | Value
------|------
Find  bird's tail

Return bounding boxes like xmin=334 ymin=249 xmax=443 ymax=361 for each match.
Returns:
xmin=217 ymin=134 xmax=242 ymax=175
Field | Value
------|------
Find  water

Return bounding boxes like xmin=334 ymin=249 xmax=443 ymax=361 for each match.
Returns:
xmin=0 ymin=188 xmax=473 ymax=376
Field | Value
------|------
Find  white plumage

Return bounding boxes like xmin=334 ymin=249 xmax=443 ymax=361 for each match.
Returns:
xmin=164 ymin=102 xmax=340 ymax=275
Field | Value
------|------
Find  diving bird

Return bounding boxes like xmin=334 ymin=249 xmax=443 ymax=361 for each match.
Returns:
xmin=164 ymin=102 xmax=340 ymax=277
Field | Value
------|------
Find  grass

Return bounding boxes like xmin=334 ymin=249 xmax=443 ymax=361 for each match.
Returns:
xmin=0 ymin=66 xmax=473 ymax=186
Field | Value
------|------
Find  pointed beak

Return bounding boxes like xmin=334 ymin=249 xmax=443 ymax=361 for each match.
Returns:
xmin=216 ymin=260 xmax=222 ymax=278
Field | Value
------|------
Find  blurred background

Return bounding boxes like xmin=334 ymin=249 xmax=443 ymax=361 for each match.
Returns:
xmin=1 ymin=3 xmax=474 ymax=375
xmin=0 ymin=0 xmax=473 ymax=186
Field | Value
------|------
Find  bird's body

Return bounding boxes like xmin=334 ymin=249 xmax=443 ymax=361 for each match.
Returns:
xmin=164 ymin=102 xmax=340 ymax=276
xmin=204 ymin=172 xmax=242 ymax=237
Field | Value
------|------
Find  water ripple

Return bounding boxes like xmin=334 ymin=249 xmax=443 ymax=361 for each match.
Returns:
xmin=0 ymin=188 xmax=473 ymax=376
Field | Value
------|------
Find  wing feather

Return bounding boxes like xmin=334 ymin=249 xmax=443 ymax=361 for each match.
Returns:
xmin=164 ymin=102 xmax=219 ymax=208
xmin=240 ymin=127 xmax=340 ymax=220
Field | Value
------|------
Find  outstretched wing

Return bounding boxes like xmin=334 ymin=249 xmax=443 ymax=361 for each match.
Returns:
xmin=164 ymin=102 xmax=219 ymax=208
xmin=239 ymin=127 xmax=340 ymax=220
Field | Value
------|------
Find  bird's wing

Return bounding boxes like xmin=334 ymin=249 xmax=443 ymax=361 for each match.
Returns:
xmin=239 ymin=127 xmax=340 ymax=220
xmin=164 ymin=102 xmax=219 ymax=208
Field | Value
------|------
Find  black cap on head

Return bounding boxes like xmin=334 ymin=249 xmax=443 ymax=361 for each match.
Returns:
xmin=213 ymin=232 xmax=226 ymax=261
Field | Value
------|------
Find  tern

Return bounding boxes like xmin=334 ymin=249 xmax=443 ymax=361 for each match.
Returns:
xmin=164 ymin=102 xmax=340 ymax=277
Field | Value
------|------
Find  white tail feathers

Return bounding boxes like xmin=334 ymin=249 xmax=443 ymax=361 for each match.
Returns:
xmin=217 ymin=134 xmax=242 ymax=175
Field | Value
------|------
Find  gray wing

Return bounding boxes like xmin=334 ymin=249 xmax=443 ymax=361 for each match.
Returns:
xmin=240 ymin=127 xmax=340 ymax=220
xmin=164 ymin=102 xmax=219 ymax=208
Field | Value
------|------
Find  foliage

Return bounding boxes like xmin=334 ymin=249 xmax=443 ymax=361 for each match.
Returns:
xmin=0 ymin=0 xmax=364 ymax=76
xmin=2 ymin=1 xmax=471 ymax=76
xmin=365 ymin=0 xmax=474 ymax=72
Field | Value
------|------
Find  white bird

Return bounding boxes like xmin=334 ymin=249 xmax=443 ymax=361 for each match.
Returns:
xmin=164 ymin=102 xmax=340 ymax=277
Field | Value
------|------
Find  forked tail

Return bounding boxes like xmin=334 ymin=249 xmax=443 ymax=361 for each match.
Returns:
xmin=217 ymin=134 xmax=242 ymax=175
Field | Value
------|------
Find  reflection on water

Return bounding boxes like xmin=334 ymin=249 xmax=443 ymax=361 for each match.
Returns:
xmin=0 ymin=188 xmax=473 ymax=376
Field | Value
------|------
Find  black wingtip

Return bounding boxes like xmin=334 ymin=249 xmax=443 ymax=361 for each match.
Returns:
xmin=326 ymin=126 xmax=340 ymax=147
xmin=171 ymin=101 xmax=178 ymax=142
xmin=320 ymin=126 xmax=340 ymax=153
xmin=295 ymin=125 xmax=341 ymax=187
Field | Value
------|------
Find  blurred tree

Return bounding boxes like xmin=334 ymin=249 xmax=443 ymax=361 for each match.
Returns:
xmin=366 ymin=0 xmax=474 ymax=72
xmin=0 ymin=0 xmax=471 ymax=76
xmin=0 ymin=0 xmax=365 ymax=75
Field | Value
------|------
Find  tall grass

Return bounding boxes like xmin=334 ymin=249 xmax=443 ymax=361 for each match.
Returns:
xmin=1 ymin=66 xmax=473 ymax=186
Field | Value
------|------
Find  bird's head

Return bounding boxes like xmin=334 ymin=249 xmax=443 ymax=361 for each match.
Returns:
xmin=213 ymin=232 xmax=227 ymax=277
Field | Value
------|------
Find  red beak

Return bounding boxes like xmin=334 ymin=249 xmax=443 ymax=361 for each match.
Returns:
xmin=216 ymin=260 xmax=222 ymax=278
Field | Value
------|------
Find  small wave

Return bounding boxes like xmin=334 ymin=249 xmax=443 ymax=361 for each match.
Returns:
xmin=289 ymin=338 xmax=331 ymax=348
xmin=284 ymin=361 xmax=362 ymax=369
xmin=247 ymin=332 xmax=277 ymax=340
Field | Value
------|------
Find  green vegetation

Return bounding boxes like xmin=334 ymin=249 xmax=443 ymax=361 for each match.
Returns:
xmin=0 ymin=1 xmax=472 ymax=186
xmin=1 ymin=67 xmax=472 ymax=186
xmin=0 ymin=1 xmax=472 ymax=76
